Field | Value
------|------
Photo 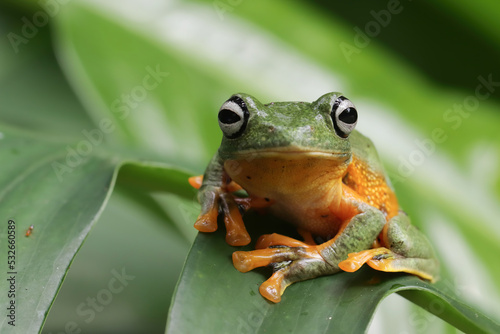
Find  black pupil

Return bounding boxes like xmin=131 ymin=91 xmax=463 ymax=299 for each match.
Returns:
xmin=339 ymin=107 xmax=357 ymax=124
xmin=218 ymin=109 xmax=241 ymax=124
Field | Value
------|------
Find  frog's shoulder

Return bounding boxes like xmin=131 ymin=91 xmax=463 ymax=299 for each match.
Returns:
xmin=349 ymin=130 xmax=391 ymax=184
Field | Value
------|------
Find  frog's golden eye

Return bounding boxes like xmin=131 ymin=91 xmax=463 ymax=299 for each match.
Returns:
xmin=331 ymin=96 xmax=358 ymax=138
xmin=218 ymin=95 xmax=250 ymax=139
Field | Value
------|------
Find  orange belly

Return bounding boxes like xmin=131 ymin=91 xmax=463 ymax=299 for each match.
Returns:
xmin=225 ymin=154 xmax=398 ymax=237
xmin=225 ymin=156 xmax=346 ymax=237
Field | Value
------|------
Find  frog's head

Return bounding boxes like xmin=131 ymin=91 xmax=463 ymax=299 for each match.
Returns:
xmin=217 ymin=92 xmax=358 ymax=163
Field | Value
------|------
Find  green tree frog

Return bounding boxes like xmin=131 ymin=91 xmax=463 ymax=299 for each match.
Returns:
xmin=189 ymin=93 xmax=439 ymax=303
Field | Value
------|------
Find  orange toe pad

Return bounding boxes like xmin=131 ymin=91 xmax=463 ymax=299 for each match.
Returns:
xmin=339 ymin=247 xmax=391 ymax=273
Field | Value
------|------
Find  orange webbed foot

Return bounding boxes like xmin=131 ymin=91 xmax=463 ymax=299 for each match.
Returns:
xmin=338 ymin=247 xmax=438 ymax=282
xmin=232 ymin=233 xmax=329 ymax=303
xmin=190 ymin=174 xmax=275 ymax=247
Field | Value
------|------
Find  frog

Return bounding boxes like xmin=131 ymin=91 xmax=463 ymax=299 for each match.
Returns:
xmin=189 ymin=92 xmax=439 ymax=303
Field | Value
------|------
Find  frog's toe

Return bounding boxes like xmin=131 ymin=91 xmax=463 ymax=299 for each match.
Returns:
xmin=337 ymin=254 xmax=364 ymax=272
xmin=225 ymin=229 xmax=251 ymax=246
xmin=223 ymin=210 xmax=250 ymax=246
xmin=259 ymin=270 xmax=286 ymax=303
xmin=232 ymin=247 xmax=304 ymax=272
xmin=220 ymin=193 xmax=251 ymax=246
xmin=194 ymin=207 xmax=219 ymax=232
xmin=232 ymin=249 xmax=278 ymax=272
xmin=338 ymin=247 xmax=391 ymax=273
xmin=255 ymin=233 xmax=310 ymax=249
xmin=188 ymin=175 xmax=203 ymax=189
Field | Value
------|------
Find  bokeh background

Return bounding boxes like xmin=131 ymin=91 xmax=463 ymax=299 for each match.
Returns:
xmin=1 ymin=0 xmax=499 ymax=333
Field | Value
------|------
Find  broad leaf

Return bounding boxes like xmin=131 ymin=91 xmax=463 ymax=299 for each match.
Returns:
xmin=0 ymin=128 xmax=118 ymax=332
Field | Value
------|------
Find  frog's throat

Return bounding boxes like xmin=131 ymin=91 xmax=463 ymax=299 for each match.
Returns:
xmin=223 ymin=150 xmax=350 ymax=203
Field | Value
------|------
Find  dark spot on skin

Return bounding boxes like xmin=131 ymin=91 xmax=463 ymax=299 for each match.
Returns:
xmin=246 ymin=176 xmax=251 ymax=180
xmin=321 ymin=214 xmax=329 ymax=218
xmin=265 ymin=198 xmax=270 ymax=202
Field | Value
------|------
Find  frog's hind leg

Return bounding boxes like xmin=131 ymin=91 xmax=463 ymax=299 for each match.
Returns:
xmin=233 ymin=209 xmax=387 ymax=303
xmin=339 ymin=212 xmax=439 ymax=282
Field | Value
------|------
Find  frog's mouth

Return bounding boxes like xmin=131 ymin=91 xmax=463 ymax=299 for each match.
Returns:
xmin=226 ymin=148 xmax=351 ymax=161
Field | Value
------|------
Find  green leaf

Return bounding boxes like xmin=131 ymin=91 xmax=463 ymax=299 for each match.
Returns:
xmin=0 ymin=128 xmax=118 ymax=332
xmin=118 ymin=162 xmax=197 ymax=199
xmin=42 ymin=187 xmax=192 ymax=333
xmin=399 ymin=288 xmax=499 ymax=334
xmin=0 ymin=3 xmax=202 ymax=331
xmin=0 ymin=126 xmax=197 ymax=333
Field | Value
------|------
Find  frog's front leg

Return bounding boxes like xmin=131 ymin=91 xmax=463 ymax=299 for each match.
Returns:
xmin=233 ymin=207 xmax=386 ymax=303
xmin=339 ymin=211 xmax=440 ymax=282
xmin=192 ymin=153 xmax=273 ymax=246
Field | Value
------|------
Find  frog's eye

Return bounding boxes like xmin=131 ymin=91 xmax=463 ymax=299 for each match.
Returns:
xmin=218 ymin=96 xmax=249 ymax=139
xmin=331 ymin=96 xmax=358 ymax=138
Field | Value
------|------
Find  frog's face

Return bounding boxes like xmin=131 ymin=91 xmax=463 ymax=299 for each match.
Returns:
xmin=217 ymin=92 xmax=358 ymax=162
